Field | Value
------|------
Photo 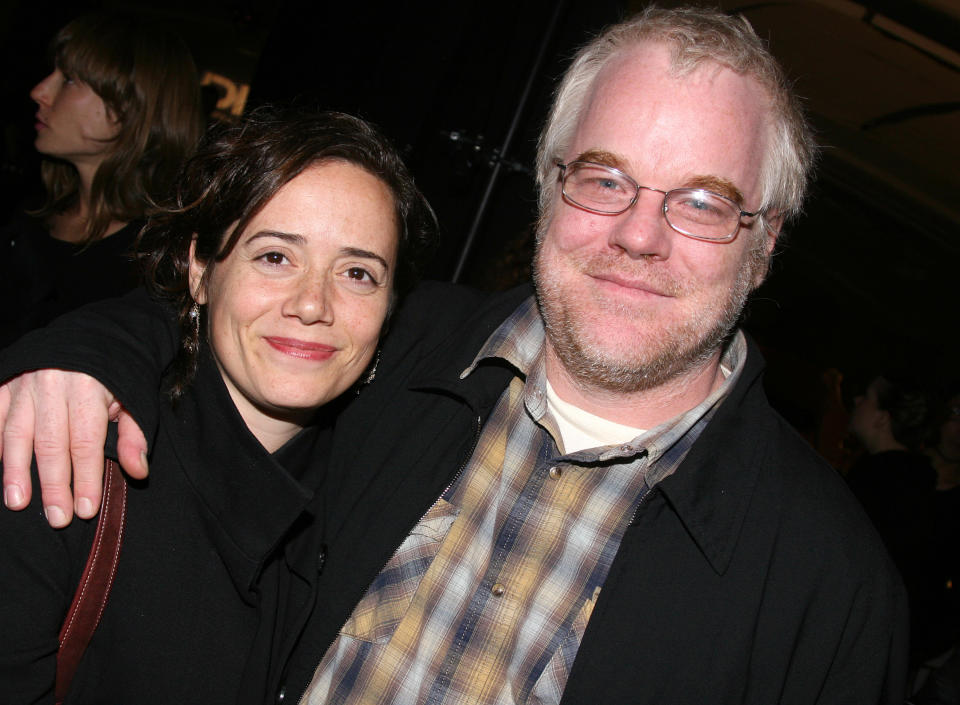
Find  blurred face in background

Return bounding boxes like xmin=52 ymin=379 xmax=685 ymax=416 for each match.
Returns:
xmin=31 ymin=67 xmax=119 ymax=170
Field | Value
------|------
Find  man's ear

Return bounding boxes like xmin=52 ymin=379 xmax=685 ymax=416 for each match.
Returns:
xmin=751 ymin=213 xmax=784 ymax=289
xmin=187 ymin=238 xmax=208 ymax=305
xmin=763 ymin=211 xmax=785 ymax=255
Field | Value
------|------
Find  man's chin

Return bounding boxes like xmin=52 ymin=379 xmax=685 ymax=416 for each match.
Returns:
xmin=546 ymin=313 xmax=733 ymax=395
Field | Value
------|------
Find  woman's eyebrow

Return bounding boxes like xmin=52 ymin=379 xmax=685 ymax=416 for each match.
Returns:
xmin=245 ymin=230 xmax=306 ymax=245
xmin=339 ymin=247 xmax=389 ymax=271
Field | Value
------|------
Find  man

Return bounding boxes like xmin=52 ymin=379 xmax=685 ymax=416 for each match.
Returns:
xmin=0 ymin=6 xmax=907 ymax=704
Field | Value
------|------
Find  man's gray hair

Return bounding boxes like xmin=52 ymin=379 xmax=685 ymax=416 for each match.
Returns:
xmin=536 ymin=5 xmax=817 ymax=234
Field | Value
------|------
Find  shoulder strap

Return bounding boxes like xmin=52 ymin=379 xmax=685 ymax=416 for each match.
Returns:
xmin=55 ymin=459 xmax=128 ymax=704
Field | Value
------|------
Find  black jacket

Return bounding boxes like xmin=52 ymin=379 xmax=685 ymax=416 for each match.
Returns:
xmin=0 ymin=352 xmax=327 ymax=704
xmin=0 ymin=282 xmax=909 ymax=705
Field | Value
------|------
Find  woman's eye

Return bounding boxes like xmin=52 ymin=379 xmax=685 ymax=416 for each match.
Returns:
xmin=345 ymin=267 xmax=378 ymax=286
xmin=259 ymin=251 xmax=287 ymax=265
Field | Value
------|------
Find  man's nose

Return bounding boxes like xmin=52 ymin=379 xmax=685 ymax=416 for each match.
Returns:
xmin=606 ymin=189 xmax=672 ymax=260
xmin=30 ymin=72 xmax=58 ymax=106
xmin=283 ymin=276 xmax=335 ymax=325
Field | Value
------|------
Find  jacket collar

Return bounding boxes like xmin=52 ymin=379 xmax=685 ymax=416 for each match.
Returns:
xmin=410 ymin=286 xmax=772 ymax=576
xmin=160 ymin=351 xmax=322 ymax=595
xmin=653 ymin=335 xmax=772 ymax=575
xmin=407 ymin=284 xmax=534 ymax=409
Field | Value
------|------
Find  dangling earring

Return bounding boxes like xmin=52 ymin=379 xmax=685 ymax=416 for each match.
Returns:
xmin=187 ymin=302 xmax=201 ymax=354
xmin=360 ymin=348 xmax=381 ymax=387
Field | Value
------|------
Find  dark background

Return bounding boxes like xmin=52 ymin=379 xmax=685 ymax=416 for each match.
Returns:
xmin=2 ymin=0 xmax=958 ymax=450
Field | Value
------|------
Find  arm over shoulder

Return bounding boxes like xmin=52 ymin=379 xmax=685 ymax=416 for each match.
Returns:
xmin=0 ymin=288 xmax=178 ymax=447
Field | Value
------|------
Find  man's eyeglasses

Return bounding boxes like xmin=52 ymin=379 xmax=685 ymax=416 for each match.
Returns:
xmin=557 ymin=161 xmax=758 ymax=243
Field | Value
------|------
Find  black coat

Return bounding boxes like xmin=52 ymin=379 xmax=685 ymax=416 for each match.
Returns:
xmin=281 ymin=282 xmax=909 ymax=705
xmin=0 ymin=282 xmax=909 ymax=705
xmin=0 ymin=353 xmax=327 ymax=705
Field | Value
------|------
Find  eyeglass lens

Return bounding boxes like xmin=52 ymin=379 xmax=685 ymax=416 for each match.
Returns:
xmin=561 ymin=162 xmax=741 ymax=241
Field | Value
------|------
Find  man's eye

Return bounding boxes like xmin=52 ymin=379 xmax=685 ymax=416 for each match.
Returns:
xmin=583 ymin=176 xmax=623 ymax=191
xmin=673 ymin=194 xmax=725 ymax=218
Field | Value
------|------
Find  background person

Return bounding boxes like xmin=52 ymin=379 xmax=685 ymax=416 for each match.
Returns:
xmin=846 ymin=374 xmax=939 ymax=667
xmin=0 ymin=107 xmax=435 ymax=704
xmin=0 ymin=11 xmax=204 ymax=348
xmin=923 ymin=385 xmax=960 ymax=676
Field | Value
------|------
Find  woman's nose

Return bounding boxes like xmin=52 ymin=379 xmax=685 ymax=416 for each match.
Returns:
xmin=30 ymin=71 xmax=58 ymax=106
xmin=284 ymin=276 xmax=335 ymax=325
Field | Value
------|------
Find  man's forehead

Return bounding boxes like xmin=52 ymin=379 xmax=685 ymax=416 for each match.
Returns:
xmin=570 ymin=43 xmax=769 ymax=202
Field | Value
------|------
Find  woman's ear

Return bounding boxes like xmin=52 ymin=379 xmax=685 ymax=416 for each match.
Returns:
xmin=187 ymin=238 xmax=208 ymax=305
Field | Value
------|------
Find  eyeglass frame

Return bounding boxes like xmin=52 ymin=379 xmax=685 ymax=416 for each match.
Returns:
xmin=556 ymin=160 xmax=760 ymax=243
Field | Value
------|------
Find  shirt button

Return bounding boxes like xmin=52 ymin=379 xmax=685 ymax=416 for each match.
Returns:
xmin=549 ymin=466 xmax=562 ymax=479
xmin=491 ymin=583 xmax=506 ymax=597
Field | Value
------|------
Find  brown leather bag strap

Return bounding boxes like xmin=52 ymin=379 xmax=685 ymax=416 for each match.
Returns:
xmin=55 ymin=459 xmax=128 ymax=704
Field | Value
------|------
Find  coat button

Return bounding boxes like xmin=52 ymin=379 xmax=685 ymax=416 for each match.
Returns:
xmin=276 ymin=685 xmax=286 ymax=703
xmin=549 ymin=466 xmax=562 ymax=479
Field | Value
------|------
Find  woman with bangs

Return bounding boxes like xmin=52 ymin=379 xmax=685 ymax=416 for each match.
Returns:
xmin=0 ymin=11 xmax=204 ymax=348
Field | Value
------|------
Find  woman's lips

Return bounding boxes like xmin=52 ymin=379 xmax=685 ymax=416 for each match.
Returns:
xmin=265 ymin=337 xmax=337 ymax=361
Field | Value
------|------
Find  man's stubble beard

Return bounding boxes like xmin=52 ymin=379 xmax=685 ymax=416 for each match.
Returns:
xmin=532 ymin=227 xmax=769 ymax=395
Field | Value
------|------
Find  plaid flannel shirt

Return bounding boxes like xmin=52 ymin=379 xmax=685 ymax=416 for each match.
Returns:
xmin=303 ymin=297 xmax=746 ymax=705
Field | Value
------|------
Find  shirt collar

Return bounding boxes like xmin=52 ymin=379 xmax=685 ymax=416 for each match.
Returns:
xmin=461 ymin=295 xmax=748 ymax=467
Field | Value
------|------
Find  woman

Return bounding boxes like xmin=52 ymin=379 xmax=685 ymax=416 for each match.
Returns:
xmin=0 ymin=12 xmax=204 ymax=348
xmin=0 ymin=107 xmax=436 ymax=704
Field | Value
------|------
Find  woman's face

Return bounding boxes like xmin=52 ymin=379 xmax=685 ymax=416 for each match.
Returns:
xmin=190 ymin=162 xmax=398 ymax=439
xmin=30 ymin=68 xmax=119 ymax=169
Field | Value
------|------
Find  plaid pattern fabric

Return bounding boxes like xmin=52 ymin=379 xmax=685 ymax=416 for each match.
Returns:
xmin=302 ymin=297 xmax=746 ymax=705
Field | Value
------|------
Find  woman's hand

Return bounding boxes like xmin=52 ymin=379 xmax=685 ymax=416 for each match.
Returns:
xmin=1 ymin=370 xmax=149 ymax=527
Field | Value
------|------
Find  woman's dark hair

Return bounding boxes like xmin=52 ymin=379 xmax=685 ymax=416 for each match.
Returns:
xmin=137 ymin=106 xmax=438 ymax=397
xmin=34 ymin=11 xmax=204 ymax=244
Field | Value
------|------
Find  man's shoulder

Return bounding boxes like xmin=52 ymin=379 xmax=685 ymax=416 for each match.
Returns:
xmin=398 ymin=280 xmax=530 ymax=321
xmin=704 ymin=367 xmax=891 ymax=568
xmin=753 ymin=406 xmax=896 ymax=567
xmin=385 ymin=281 xmax=532 ymax=353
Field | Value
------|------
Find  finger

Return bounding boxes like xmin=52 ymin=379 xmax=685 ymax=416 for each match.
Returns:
xmin=31 ymin=371 xmax=76 ymax=526
xmin=1 ymin=380 xmax=34 ymax=510
xmin=66 ymin=377 xmax=113 ymax=519
xmin=116 ymin=410 xmax=149 ymax=480
xmin=0 ymin=381 xmax=9 ymax=457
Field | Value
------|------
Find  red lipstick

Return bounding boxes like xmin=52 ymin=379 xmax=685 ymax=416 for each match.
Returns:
xmin=265 ymin=337 xmax=336 ymax=361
